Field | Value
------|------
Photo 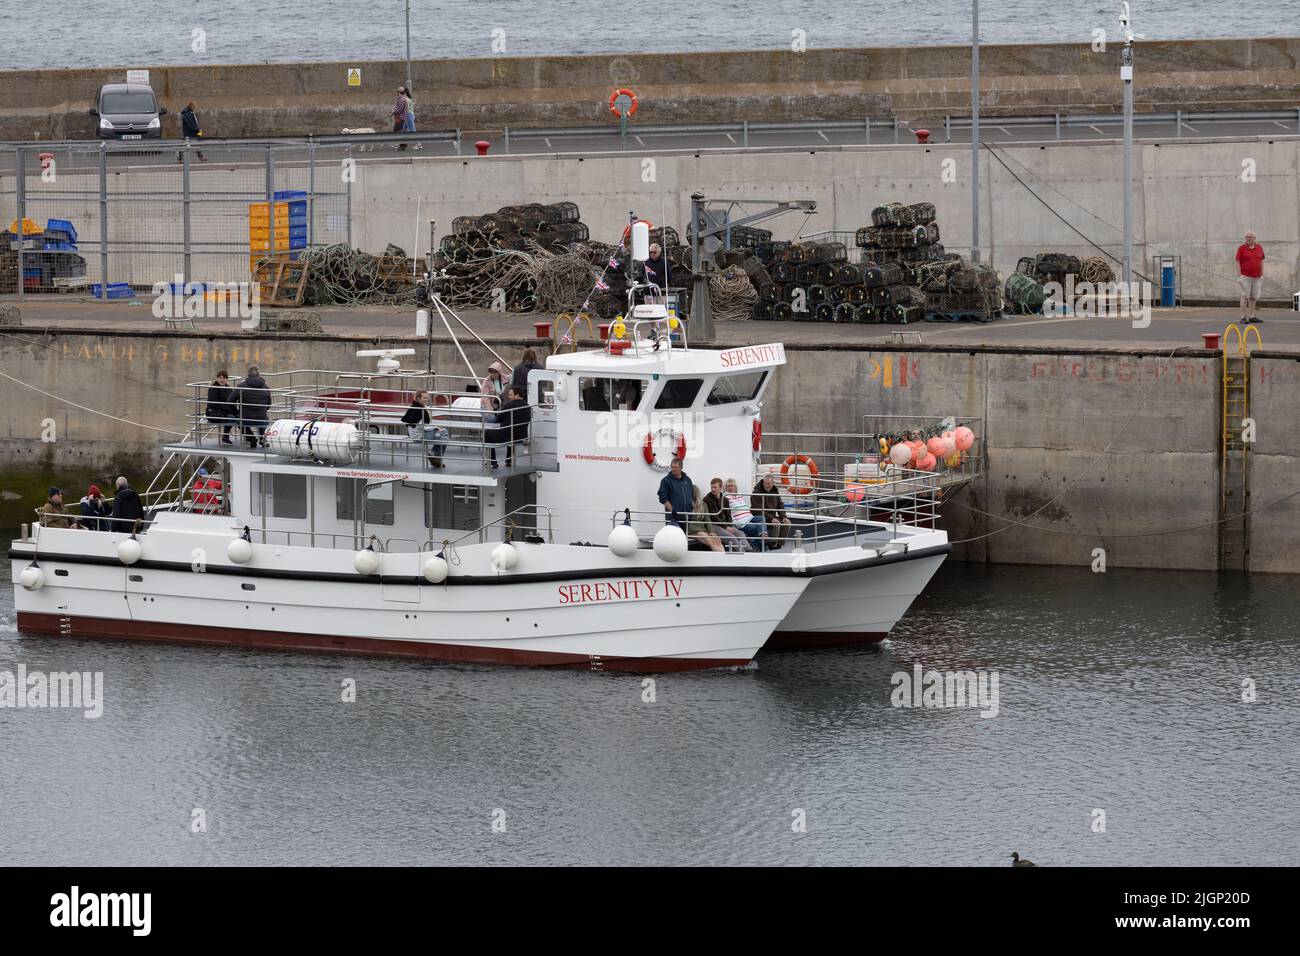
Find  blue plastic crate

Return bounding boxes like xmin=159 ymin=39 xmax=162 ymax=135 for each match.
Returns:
xmin=43 ymin=240 xmax=76 ymax=251
xmin=89 ymin=282 xmax=132 ymax=299
xmin=45 ymin=218 xmax=78 ymax=244
xmin=273 ymin=190 xmax=307 ymax=202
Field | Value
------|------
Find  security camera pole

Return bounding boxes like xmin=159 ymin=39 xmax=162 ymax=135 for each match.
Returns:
xmin=1120 ymin=2 xmax=1142 ymax=286
xmin=970 ymin=0 xmax=980 ymax=266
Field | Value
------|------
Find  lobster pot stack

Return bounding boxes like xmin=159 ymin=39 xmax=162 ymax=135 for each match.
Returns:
xmin=1004 ymin=253 xmax=1116 ymax=314
xmin=433 ymin=202 xmax=594 ymax=312
xmin=751 ymin=234 xmax=926 ymax=324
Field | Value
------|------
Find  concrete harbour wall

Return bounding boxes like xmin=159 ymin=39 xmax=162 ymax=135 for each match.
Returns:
xmin=3 ymin=38 xmax=1299 ymax=141
xmin=3 ymin=328 xmax=1298 ymax=573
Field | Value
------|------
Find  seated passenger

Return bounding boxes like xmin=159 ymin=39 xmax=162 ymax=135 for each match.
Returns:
xmin=703 ymin=477 xmax=750 ymax=552
xmin=751 ymin=473 xmax=791 ymax=549
xmin=725 ymin=478 xmax=768 ymax=550
xmin=79 ymin=484 xmax=111 ymax=531
xmin=402 ymin=389 xmax=447 ymax=469
xmin=686 ymin=484 xmax=725 ymax=553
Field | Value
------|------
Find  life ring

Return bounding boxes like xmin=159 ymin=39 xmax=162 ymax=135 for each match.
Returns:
xmin=643 ymin=428 xmax=687 ymax=470
xmin=752 ymin=419 xmax=762 ymax=452
xmin=779 ymin=454 xmax=819 ymax=495
xmin=609 ymin=88 xmax=638 ymax=118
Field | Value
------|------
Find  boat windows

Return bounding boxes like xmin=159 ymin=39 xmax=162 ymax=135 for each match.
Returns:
xmin=706 ymin=370 xmax=768 ymax=406
xmin=579 ymin=377 xmax=644 ymax=412
xmin=424 ymin=484 xmax=481 ymax=531
xmin=536 ymin=379 xmax=556 ymax=408
xmin=336 ymin=478 xmax=395 ymax=526
xmin=251 ymin=472 xmax=307 ymax=519
xmin=654 ymin=378 xmax=703 ymax=410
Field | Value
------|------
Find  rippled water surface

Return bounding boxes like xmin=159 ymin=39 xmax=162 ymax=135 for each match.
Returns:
xmin=3 ymin=550 xmax=1296 ymax=866
xmin=0 ymin=1 xmax=1291 ymax=69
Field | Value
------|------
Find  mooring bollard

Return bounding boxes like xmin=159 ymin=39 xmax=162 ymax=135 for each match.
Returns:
xmin=914 ymin=129 xmax=931 ymax=144
xmin=475 ymin=140 xmax=491 ymax=156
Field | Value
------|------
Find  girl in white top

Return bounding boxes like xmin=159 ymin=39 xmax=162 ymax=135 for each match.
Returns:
xmin=725 ymin=478 xmax=768 ymax=550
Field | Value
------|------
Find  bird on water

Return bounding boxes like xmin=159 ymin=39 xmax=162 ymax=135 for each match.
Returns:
xmin=1011 ymin=852 xmax=1037 ymax=867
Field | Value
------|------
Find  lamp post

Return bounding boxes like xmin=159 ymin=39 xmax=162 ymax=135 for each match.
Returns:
xmin=970 ymin=0 xmax=980 ymax=266
xmin=1120 ymin=2 xmax=1142 ymax=286
xmin=405 ymin=0 xmax=413 ymax=96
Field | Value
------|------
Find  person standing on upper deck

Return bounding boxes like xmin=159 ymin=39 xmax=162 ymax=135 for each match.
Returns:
xmin=110 ymin=476 xmax=145 ymax=532
xmin=644 ymin=243 xmax=670 ymax=292
xmin=657 ymin=458 xmax=694 ymax=529
xmin=1235 ymin=230 xmax=1265 ymax=324
xmin=480 ymin=361 xmax=509 ymax=410
xmin=238 ymin=365 xmax=271 ymax=448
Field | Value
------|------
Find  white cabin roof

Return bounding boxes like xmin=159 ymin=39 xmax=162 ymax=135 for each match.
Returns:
xmin=545 ymin=342 xmax=787 ymax=377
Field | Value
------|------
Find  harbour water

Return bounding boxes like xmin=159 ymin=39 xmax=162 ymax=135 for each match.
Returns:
xmin=0 ymin=1 xmax=1290 ymax=70
xmin=3 ymin=549 xmax=1296 ymax=866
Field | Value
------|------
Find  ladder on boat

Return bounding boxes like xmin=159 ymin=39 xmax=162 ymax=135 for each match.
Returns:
xmin=1217 ymin=323 xmax=1261 ymax=572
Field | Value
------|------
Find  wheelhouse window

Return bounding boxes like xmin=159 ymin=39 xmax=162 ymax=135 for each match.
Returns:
xmin=654 ymin=378 xmax=703 ymax=410
xmin=336 ymin=478 xmax=395 ymax=526
xmin=251 ymin=472 xmax=307 ymax=519
xmin=424 ymin=485 xmax=481 ymax=531
xmin=706 ymin=370 xmax=768 ymax=406
xmin=579 ymin=377 xmax=644 ymax=412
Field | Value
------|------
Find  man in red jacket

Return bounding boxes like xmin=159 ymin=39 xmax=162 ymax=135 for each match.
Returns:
xmin=1234 ymin=231 xmax=1265 ymax=324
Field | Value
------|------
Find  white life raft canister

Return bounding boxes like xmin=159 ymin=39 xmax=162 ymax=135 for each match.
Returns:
xmin=264 ymin=419 xmax=361 ymax=463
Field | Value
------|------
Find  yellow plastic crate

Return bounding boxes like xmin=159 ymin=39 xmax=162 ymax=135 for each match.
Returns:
xmin=248 ymin=225 xmax=290 ymax=241
xmin=249 ymin=237 xmax=291 ymax=252
xmin=7 ymin=217 xmax=44 ymax=236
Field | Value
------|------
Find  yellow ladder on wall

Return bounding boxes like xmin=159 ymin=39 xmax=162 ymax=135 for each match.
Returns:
xmin=1218 ymin=323 xmax=1262 ymax=572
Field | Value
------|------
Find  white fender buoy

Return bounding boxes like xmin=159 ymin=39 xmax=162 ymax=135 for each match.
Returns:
xmin=227 ymin=537 xmax=253 ymax=564
xmin=422 ymin=555 xmax=449 ymax=584
xmin=653 ymin=524 xmax=688 ymax=562
xmin=19 ymin=565 xmax=44 ymax=591
xmin=117 ymin=538 xmax=142 ymax=565
xmin=491 ymin=543 xmax=519 ymax=572
xmin=354 ymin=548 xmax=380 ymax=576
xmin=608 ymin=524 xmax=639 ymax=557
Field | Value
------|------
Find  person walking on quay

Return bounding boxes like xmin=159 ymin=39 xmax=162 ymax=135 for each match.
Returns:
xmin=657 ymin=457 xmax=694 ymax=530
xmin=751 ymin=473 xmax=791 ymax=550
xmin=110 ymin=476 xmax=145 ymax=532
xmin=402 ymin=87 xmax=422 ymax=150
xmin=177 ymin=101 xmax=207 ymax=163
xmin=205 ymin=368 xmax=238 ymax=445
xmin=79 ymin=484 xmax=110 ymax=531
xmin=391 ymin=87 xmax=409 ymax=151
xmin=40 ymin=487 xmax=78 ymax=529
xmin=238 ymin=364 xmax=272 ymax=448
xmin=1235 ymin=230 xmax=1265 ymax=324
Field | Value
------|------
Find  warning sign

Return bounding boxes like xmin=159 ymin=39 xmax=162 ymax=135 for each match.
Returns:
xmin=127 ymin=69 xmax=149 ymax=85
xmin=347 ymin=68 xmax=361 ymax=87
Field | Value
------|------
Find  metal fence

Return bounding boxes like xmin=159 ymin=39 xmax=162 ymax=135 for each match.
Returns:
xmin=0 ymin=140 xmax=353 ymax=298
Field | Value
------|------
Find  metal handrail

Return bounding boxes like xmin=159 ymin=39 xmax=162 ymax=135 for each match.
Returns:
xmin=445 ymin=504 xmax=556 ymax=549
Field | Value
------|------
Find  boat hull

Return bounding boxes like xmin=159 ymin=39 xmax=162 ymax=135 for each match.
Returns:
xmin=10 ymin=534 xmax=807 ymax=672
xmin=768 ymin=549 xmax=947 ymax=651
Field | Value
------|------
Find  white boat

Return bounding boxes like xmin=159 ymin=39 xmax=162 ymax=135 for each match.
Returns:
xmin=9 ymin=305 xmax=948 ymax=671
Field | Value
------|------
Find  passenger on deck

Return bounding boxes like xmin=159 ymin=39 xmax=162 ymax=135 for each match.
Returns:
xmin=644 ymin=243 xmax=670 ymax=292
xmin=657 ymin=457 xmax=694 ymax=530
xmin=686 ymin=485 xmax=725 ymax=552
xmin=488 ymin=386 xmax=531 ymax=468
xmin=111 ymin=476 xmax=145 ymax=532
xmin=192 ymin=467 xmax=224 ymax=513
xmin=402 ymin=389 xmax=447 ymax=469
xmin=480 ymin=361 xmax=509 ymax=410
xmin=238 ymin=365 xmax=272 ymax=448
xmin=510 ymin=348 xmax=542 ymax=393
xmin=725 ymin=478 xmax=768 ymax=550
xmin=79 ymin=484 xmax=110 ymax=531
xmin=751 ymin=473 xmax=791 ymax=550
xmin=40 ymin=487 xmax=78 ymax=529
xmin=703 ymin=477 xmax=750 ymax=552
xmin=205 ymin=369 xmax=238 ymax=446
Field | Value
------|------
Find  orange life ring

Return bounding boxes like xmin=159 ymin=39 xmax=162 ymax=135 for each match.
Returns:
xmin=752 ymin=419 xmax=762 ymax=452
xmin=609 ymin=88 xmax=638 ymax=117
xmin=643 ymin=428 xmax=687 ymax=470
xmin=779 ymin=454 xmax=819 ymax=495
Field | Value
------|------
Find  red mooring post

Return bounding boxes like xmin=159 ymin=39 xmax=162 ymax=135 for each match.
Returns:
xmin=474 ymin=140 xmax=491 ymax=156
xmin=915 ymin=129 xmax=931 ymax=144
